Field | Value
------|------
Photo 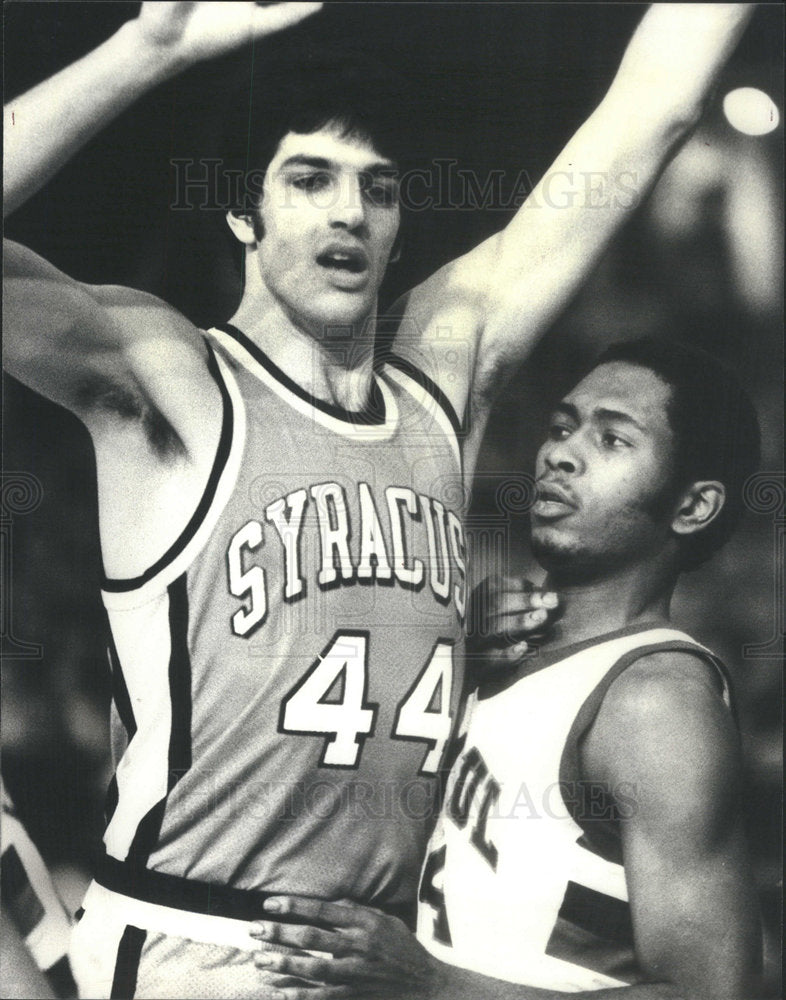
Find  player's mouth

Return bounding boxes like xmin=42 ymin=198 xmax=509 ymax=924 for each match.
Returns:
xmin=532 ymin=480 xmax=578 ymax=520
xmin=316 ymin=244 xmax=370 ymax=289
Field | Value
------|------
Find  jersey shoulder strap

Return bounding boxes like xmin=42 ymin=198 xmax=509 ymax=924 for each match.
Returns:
xmin=558 ymin=628 xmax=735 ymax=864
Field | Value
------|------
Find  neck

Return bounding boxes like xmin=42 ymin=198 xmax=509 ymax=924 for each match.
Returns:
xmin=228 ymin=253 xmax=378 ymax=412
xmin=544 ymin=558 xmax=678 ymax=649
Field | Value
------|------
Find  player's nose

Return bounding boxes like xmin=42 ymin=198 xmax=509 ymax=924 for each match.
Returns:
xmin=542 ymin=437 xmax=583 ymax=476
xmin=328 ymin=174 xmax=365 ymax=230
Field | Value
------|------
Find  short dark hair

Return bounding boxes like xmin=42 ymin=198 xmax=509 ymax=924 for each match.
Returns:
xmin=591 ymin=338 xmax=761 ymax=570
xmin=221 ymin=44 xmax=416 ymax=212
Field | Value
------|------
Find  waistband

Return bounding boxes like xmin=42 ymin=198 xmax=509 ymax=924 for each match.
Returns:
xmin=93 ymin=854 xmax=416 ymax=929
xmin=80 ymin=881 xmax=260 ymax=952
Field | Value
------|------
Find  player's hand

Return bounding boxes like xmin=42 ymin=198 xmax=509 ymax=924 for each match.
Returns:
xmin=466 ymin=575 xmax=559 ymax=679
xmin=250 ymin=896 xmax=442 ymax=999
xmin=132 ymin=2 xmax=322 ymax=68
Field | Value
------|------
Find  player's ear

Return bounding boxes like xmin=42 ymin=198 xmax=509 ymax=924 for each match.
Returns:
xmin=227 ymin=210 xmax=263 ymax=245
xmin=670 ymin=481 xmax=725 ymax=537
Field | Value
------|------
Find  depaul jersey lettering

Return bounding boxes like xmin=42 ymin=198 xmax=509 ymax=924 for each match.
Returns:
xmin=417 ymin=624 xmax=733 ymax=990
xmin=99 ymin=324 xmax=466 ymax=915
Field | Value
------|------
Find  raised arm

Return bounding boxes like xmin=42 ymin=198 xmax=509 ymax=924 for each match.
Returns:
xmin=396 ymin=5 xmax=754 ymax=455
xmin=4 ymin=2 xmax=322 ymax=217
xmin=3 ymin=3 xmax=321 ymax=429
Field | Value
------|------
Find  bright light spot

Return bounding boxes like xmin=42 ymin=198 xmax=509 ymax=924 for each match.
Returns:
xmin=723 ymin=88 xmax=780 ymax=136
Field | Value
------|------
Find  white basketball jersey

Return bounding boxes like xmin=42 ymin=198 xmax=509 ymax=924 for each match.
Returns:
xmin=417 ymin=623 xmax=732 ymax=990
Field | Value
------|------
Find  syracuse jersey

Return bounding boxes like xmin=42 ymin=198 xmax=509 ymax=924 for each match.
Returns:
xmin=94 ymin=322 xmax=467 ymax=917
xmin=417 ymin=623 xmax=733 ymax=991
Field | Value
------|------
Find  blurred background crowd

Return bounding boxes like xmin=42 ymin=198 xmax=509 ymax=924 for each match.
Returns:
xmin=3 ymin=4 xmax=782 ymax=995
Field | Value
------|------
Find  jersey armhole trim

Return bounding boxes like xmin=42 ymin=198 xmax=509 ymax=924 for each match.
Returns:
xmin=558 ymin=638 xmax=736 ymax=865
xmin=101 ymin=341 xmax=235 ymax=594
xmin=381 ymin=352 xmax=465 ymax=440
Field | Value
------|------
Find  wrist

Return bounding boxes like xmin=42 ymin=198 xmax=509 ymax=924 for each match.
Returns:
xmin=112 ymin=19 xmax=190 ymax=87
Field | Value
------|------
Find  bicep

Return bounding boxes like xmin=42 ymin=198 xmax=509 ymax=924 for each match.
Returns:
xmin=4 ymin=239 xmax=214 ymax=437
xmin=4 ymin=239 xmax=136 ymax=410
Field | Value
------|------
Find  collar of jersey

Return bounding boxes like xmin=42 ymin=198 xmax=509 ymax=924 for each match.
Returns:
xmin=213 ymin=322 xmax=387 ymax=426
xmin=476 ymin=618 xmax=677 ymax=700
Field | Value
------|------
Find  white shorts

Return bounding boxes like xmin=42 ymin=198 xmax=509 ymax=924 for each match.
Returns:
xmin=69 ymin=881 xmax=303 ymax=999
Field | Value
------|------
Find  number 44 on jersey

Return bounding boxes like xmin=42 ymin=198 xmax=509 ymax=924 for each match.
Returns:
xmin=279 ymin=631 xmax=455 ymax=774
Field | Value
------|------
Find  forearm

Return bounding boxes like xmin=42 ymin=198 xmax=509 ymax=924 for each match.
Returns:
xmin=436 ymin=963 xmax=683 ymax=1000
xmin=603 ymin=4 xmax=755 ymax=138
xmin=3 ymin=19 xmax=181 ymax=217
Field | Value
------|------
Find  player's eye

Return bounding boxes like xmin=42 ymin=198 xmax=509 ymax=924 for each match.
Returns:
xmin=548 ymin=423 xmax=572 ymax=441
xmin=601 ymin=430 xmax=630 ymax=449
xmin=362 ymin=177 xmax=399 ymax=207
xmin=291 ymin=172 xmax=331 ymax=192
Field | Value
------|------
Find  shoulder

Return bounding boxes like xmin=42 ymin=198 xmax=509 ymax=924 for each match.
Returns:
xmin=94 ymin=284 xmax=205 ymax=350
xmin=584 ymin=648 xmax=742 ymax=825
xmin=603 ymin=647 xmax=728 ymax=723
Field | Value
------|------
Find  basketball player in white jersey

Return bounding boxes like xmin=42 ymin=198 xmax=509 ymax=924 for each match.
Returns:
xmin=4 ymin=3 xmax=755 ymax=997
xmin=251 ymin=338 xmax=763 ymax=998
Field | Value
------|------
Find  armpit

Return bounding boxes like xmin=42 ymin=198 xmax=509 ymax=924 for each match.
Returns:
xmin=75 ymin=374 xmax=186 ymax=460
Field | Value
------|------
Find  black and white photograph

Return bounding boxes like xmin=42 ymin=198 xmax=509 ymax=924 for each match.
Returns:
xmin=2 ymin=3 xmax=783 ymax=998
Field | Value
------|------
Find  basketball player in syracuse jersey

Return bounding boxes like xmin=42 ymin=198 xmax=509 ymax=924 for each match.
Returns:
xmin=251 ymin=339 xmax=763 ymax=999
xmin=4 ymin=3 xmax=755 ymax=998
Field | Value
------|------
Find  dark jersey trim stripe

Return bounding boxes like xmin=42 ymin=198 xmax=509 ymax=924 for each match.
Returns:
xmin=477 ymin=619 xmax=674 ymax=702
xmin=110 ymin=925 xmax=146 ymax=999
xmin=545 ymin=882 xmax=641 ymax=984
xmin=166 ymin=574 xmax=193 ymax=782
xmin=102 ymin=341 xmax=234 ymax=592
xmin=104 ymin=775 xmax=120 ymax=827
xmin=558 ymin=639 xmax=735 ymax=865
xmin=45 ymin=955 xmax=78 ymax=998
xmin=124 ymin=575 xmax=193 ymax=866
xmin=1 ymin=845 xmax=45 ymax=936
xmin=216 ymin=322 xmax=387 ymax=425
xmin=94 ymin=853 xmax=417 ymax=928
xmin=382 ymin=351 xmax=464 ymax=439
xmin=558 ymin=880 xmax=634 ymax=946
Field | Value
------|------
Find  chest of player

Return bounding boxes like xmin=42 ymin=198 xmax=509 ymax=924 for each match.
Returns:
xmin=198 ymin=358 xmax=467 ymax=640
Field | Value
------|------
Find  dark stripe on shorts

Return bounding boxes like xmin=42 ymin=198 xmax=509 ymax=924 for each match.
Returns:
xmin=110 ymin=925 xmax=146 ymax=999
xmin=102 ymin=341 xmax=234 ymax=592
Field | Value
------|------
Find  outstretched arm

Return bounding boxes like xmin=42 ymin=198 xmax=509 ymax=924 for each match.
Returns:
xmin=397 ymin=5 xmax=755 ymax=457
xmin=4 ymin=3 xmax=321 ymax=426
xmin=4 ymin=2 xmax=321 ymax=217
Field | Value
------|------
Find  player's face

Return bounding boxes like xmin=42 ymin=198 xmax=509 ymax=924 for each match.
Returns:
xmin=254 ymin=125 xmax=400 ymax=333
xmin=531 ymin=362 xmax=679 ymax=578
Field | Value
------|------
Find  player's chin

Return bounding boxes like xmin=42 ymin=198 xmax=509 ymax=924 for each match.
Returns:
xmin=313 ymin=286 xmax=376 ymax=327
xmin=530 ymin=528 xmax=583 ymax=569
